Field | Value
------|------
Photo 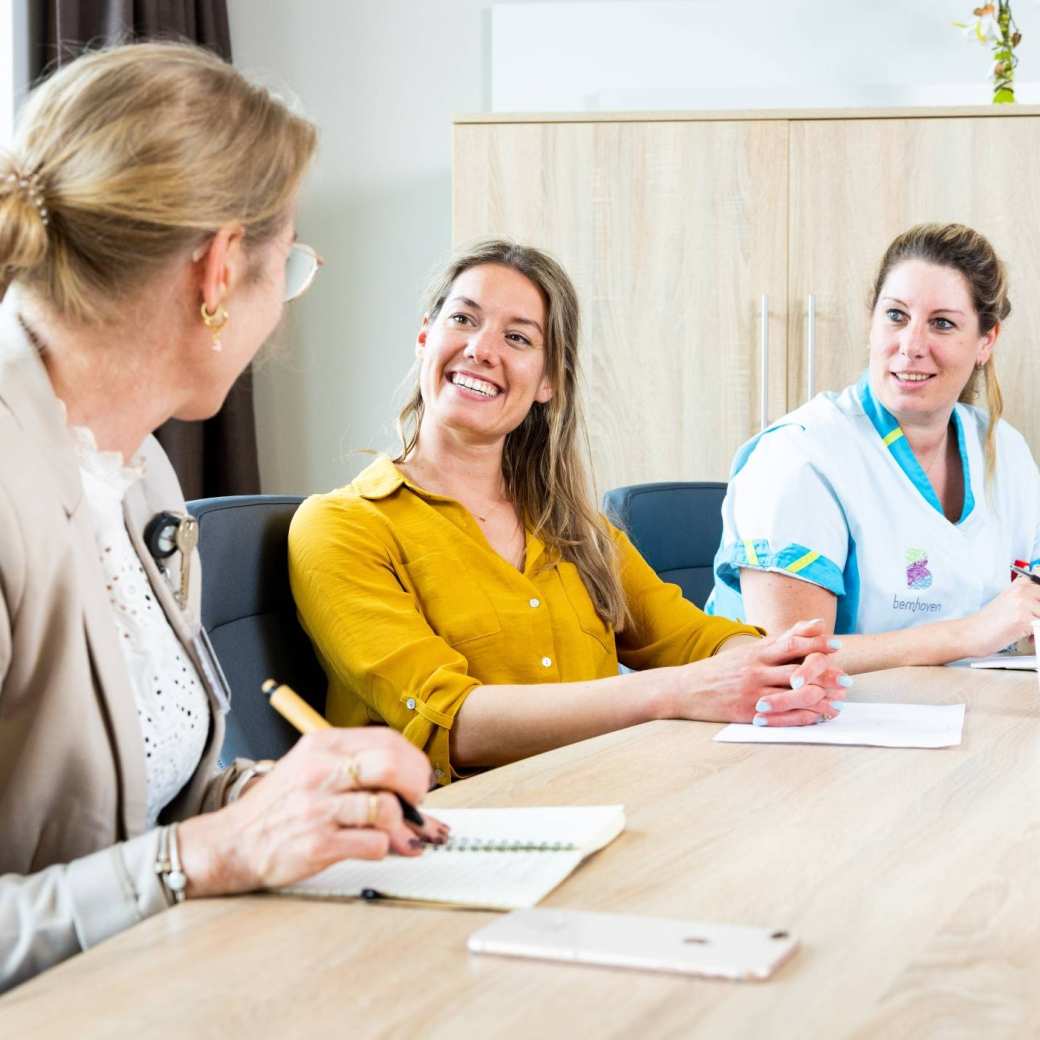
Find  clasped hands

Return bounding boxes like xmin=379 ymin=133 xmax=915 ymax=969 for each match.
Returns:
xmin=674 ymin=618 xmax=851 ymax=727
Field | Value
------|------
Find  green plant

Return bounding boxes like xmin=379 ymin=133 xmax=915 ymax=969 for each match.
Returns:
xmin=954 ymin=2 xmax=1022 ymax=103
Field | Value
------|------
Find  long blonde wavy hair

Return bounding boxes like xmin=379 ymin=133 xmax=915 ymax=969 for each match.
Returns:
xmin=396 ymin=240 xmax=627 ymax=629
xmin=869 ymin=223 xmax=1010 ymax=480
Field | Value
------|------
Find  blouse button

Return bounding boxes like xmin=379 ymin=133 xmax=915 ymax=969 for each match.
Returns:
xmin=541 ymin=656 xmax=552 ymax=668
xmin=434 ymin=768 xmax=446 ymax=782
xmin=405 ymin=697 xmax=416 ymax=711
xmin=529 ymin=598 xmax=541 ymax=608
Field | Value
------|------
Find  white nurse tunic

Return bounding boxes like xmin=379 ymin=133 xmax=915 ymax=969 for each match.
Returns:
xmin=707 ymin=375 xmax=1040 ymax=635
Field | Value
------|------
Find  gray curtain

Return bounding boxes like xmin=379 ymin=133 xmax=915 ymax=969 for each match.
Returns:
xmin=32 ymin=0 xmax=261 ymax=500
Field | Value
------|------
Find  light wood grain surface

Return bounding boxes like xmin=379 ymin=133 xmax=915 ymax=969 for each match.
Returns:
xmin=455 ymin=109 xmax=1040 ymax=492
xmin=3 ymin=666 xmax=1039 ymax=1038
xmin=787 ymin=116 xmax=1040 ymax=448
xmin=454 ymin=119 xmax=789 ymax=488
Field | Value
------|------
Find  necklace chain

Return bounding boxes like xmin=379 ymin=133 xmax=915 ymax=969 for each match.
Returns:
xmin=916 ymin=431 xmax=949 ymax=479
xmin=467 ymin=492 xmax=510 ymax=524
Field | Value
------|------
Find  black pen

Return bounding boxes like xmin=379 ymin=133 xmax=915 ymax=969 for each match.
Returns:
xmin=360 ymin=888 xmax=495 ymax=911
xmin=262 ymin=678 xmax=427 ymax=828
xmin=359 ymin=888 xmax=453 ymax=908
xmin=1011 ymin=564 xmax=1040 ymax=585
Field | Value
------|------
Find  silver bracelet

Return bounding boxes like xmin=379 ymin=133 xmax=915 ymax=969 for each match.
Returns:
xmin=155 ymin=823 xmax=188 ymax=904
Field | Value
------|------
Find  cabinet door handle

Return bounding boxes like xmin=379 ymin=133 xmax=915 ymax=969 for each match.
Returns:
xmin=759 ymin=294 xmax=769 ymax=430
xmin=806 ymin=293 xmax=816 ymax=401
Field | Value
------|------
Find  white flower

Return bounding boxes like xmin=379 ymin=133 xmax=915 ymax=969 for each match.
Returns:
xmin=977 ymin=13 xmax=1000 ymax=43
xmin=955 ymin=10 xmax=1001 ymax=45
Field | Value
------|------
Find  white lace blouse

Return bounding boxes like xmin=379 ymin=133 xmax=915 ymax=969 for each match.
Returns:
xmin=72 ymin=423 xmax=209 ymax=828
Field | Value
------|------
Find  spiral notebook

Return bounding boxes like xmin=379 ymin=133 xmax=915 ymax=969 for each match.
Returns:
xmin=277 ymin=805 xmax=626 ymax=910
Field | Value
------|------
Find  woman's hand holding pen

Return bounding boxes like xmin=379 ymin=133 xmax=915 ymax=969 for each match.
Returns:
xmin=964 ymin=574 xmax=1040 ymax=657
xmin=177 ymin=728 xmax=448 ymax=898
xmin=667 ymin=618 xmax=852 ymax=726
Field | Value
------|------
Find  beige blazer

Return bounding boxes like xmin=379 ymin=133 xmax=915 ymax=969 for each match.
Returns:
xmin=0 ymin=295 xmax=241 ymax=992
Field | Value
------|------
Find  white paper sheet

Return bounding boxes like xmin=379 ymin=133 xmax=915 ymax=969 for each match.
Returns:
xmin=967 ymin=654 xmax=1037 ymax=671
xmin=713 ymin=702 xmax=965 ymax=749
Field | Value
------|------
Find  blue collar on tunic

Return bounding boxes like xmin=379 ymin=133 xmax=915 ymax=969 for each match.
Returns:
xmin=856 ymin=373 xmax=974 ymax=524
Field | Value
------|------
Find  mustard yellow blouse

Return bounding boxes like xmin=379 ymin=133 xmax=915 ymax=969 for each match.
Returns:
xmin=288 ymin=456 xmax=758 ymax=783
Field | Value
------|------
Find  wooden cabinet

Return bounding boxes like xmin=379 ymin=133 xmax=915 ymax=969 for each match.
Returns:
xmin=787 ymin=116 xmax=1040 ymax=429
xmin=454 ymin=107 xmax=1040 ymax=491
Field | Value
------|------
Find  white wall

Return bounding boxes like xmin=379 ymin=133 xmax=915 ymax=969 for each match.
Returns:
xmin=0 ymin=0 xmax=13 ymax=145
xmin=229 ymin=0 xmax=492 ymax=494
xmin=0 ymin=0 xmax=32 ymax=146
xmin=493 ymin=0 xmax=1040 ymax=111
xmin=229 ymin=0 xmax=1040 ymax=494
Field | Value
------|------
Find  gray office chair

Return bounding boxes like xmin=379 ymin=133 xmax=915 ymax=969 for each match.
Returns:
xmin=187 ymin=495 xmax=325 ymax=764
xmin=603 ymin=482 xmax=726 ymax=608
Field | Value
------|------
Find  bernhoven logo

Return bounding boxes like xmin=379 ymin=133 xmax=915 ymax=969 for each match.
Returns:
xmin=905 ymin=547 xmax=933 ymax=590
xmin=893 ymin=547 xmax=942 ymax=616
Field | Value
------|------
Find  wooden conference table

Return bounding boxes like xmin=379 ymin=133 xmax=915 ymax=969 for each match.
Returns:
xmin=3 ymin=666 xmax=1040 ymax=1038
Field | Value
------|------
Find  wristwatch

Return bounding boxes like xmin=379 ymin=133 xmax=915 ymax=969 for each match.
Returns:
xmin=226 ymin=758 xmax=276 ymax=803
xmin=155 ymin=823 xmax=188 ymax=904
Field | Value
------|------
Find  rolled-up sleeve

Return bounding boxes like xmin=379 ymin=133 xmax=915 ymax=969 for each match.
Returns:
xmin=289 ymin=495 xmax=479 ymax=780
xmin=716 ymin=427 xmax=849 ymax=598
xmin=613 ymin=527 xmax=762 ymax=669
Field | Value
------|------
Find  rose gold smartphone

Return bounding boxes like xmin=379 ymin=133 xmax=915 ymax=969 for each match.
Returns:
xmin=468 ymin=908 xmax=798 ymax=981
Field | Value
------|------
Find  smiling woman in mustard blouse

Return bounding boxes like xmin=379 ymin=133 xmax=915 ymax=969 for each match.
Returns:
xmin=289 ymin=241 xmax=851 ymax=784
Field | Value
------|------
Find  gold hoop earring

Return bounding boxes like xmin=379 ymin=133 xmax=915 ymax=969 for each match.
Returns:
xmin=200 ymin=301 xmax=228 ymax=352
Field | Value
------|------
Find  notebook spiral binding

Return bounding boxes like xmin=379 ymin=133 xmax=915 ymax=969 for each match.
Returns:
xmin=429 ymin=838 xmax=580 ymax=852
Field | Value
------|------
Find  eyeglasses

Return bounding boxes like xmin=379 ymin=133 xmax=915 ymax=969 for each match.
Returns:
xmin=284 ymin=242 xmax=323 ymax=302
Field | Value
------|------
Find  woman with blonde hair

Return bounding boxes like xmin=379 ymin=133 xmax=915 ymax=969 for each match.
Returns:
xmin=0 ymin=42 xmax=440 ymax=993
xmin=708 ymin=223 xmax=1040 ymax=672
xmin=289 ymin=240 xmax=849 ymax=784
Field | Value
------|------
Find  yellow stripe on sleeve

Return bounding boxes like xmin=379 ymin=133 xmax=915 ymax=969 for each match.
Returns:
xmin=743 ymin=540 xmax=760 ymax=567
xmin=882 ymin=427 xmax=904 ymax=446
xmin=786 ymin=549 xmax=820 ymax=574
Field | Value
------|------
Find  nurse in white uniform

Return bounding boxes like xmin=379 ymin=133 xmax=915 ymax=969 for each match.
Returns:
xmin=708 ymin=223 xmax=1040 ymax=675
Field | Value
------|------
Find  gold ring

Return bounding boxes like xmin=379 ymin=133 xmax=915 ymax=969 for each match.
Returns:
xmin=342 ymin=756 xmax=362 ymax=789
xmin=365 ymin=793 xmax=380 ymax=827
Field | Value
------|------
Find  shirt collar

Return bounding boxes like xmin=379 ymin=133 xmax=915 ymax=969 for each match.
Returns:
xmin=354 ymin=454 xmax=548 ymax=569
xmin=855 ymin=371 xmax=975 ymax=524
xmin=354 ymin=455 xmax=452 ymax=504
xmin=856 ymin=371 xmax=901 ymax=442
xmin=353 ymin=455 xmax=408 ymax=500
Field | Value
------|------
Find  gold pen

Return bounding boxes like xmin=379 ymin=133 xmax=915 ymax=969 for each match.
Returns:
xmin=262 ymin=677 xmax=331 ymax=733
xmin=261 ymin=678 xmax=428 ymax=829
